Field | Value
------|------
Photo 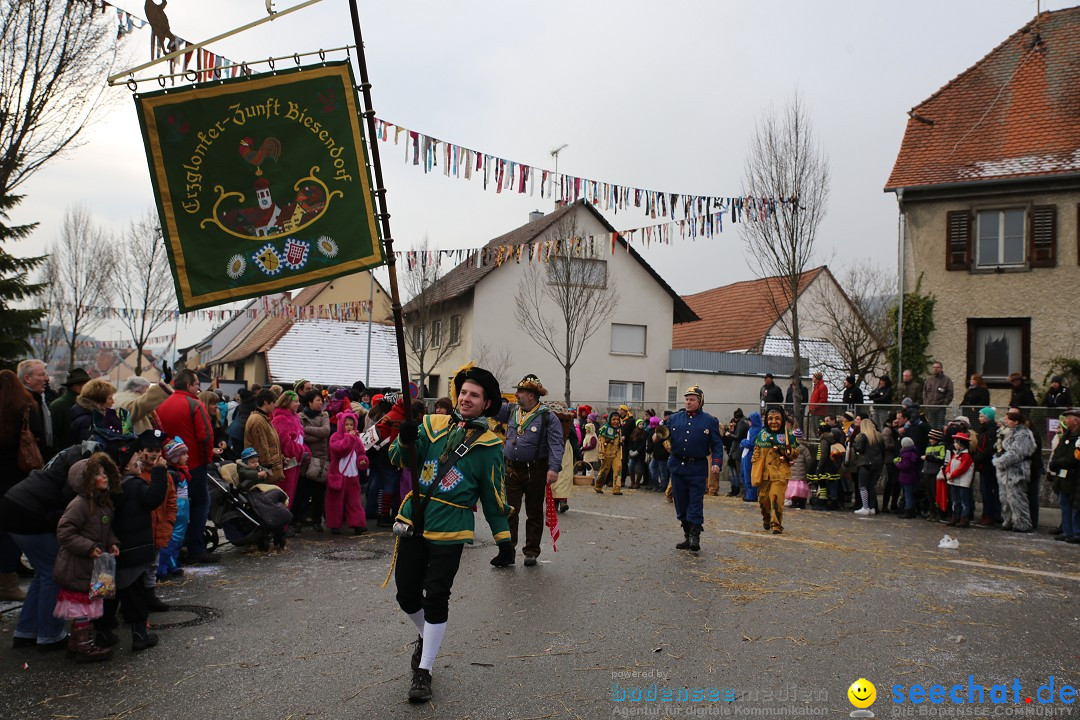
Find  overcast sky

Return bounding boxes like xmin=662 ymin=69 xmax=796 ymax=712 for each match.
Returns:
xmin=9 ymin=0 xmax=1066 ymax=346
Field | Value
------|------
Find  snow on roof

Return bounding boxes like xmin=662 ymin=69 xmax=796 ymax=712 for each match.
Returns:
xmin=761 ymin=336 xmax=862 ymax=403
xmin=265 ymin=320 xmax=403 ymax=388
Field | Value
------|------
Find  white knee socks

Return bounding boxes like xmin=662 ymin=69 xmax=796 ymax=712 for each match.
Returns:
xmin=419 ymin=621 xmax=446 ymax=671
xmin=407 ymin=610 xmax=424 ymax=634
xmin=860 ymin=487 xmax=870 ymax=507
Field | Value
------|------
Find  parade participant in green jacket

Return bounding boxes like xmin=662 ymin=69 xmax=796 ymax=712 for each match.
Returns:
xmin=387 ymin=365 xmax=513 ymax=704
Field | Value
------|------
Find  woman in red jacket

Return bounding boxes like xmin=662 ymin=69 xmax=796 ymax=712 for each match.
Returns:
xmin=270 ymin=391 xmax=308 ymax=529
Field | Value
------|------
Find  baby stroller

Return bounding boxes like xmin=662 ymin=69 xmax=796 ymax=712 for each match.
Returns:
xmin=206 ymin=463 xmax=292 ymax=552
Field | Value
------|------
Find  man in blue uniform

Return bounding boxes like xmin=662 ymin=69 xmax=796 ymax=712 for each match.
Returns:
xmin=664 ymin=386 xmax=723 ymax=552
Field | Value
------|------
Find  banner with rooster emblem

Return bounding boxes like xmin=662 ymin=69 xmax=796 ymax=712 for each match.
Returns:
xmin=135 ymin=62 xmax=382 ymax=311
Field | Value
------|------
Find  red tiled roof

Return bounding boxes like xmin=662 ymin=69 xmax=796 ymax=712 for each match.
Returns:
xmin=886 ymin=7 xmax=1080 ymax=190
xmin=403 ymin=200 xmax=697 ymax=323
xmin=671 ymin=267 xmax=826 ymax=353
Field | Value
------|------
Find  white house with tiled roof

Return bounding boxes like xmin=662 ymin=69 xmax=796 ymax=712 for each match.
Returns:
xmin=403 ymin=200 xmax=697 ymax=406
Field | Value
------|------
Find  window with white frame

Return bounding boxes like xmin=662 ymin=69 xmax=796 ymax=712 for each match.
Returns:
xmin=610 ymin=323 xmax=647 ymax=355
xmin=547 ymin=257 xmax=607 ymax=288
xmin=609 ymin=381 xmax=644 ymax=406
xmin=430 ymin=319 xmax=442 ymax=348
xmin=412 ymin=325 xmax=425 ymax=350
xmin=449 ymin=315 xmax=462 ymax=346
xmin=976 ymin=209 xmax=1025 ymax=268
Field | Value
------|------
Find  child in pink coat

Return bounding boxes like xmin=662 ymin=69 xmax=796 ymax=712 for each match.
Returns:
xmin=326 ymin=411 xmax=369 ymax=535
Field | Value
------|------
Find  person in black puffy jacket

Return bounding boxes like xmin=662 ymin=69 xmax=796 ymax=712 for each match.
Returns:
xmin=94 ymin=440 xmax=167 ymax=652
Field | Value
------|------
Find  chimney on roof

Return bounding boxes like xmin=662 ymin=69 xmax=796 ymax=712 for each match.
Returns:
xmin=529 ymin=209 xmax=544 ymax=223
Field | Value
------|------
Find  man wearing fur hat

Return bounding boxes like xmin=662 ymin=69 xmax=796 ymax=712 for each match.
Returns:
xmin=664 ymin=386 xmax=723 ymax=552
xmin=390 ymin=365 xmax=513 ymax=703
xmin=494 ymin=374 xmax=564 ymax=567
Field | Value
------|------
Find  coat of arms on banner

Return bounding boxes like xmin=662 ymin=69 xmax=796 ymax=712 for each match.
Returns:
xmin=135 ymin=62 xmax=383 ymax=311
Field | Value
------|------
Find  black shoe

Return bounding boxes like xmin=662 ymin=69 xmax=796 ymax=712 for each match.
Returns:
xmin=37 ymin=636 xmax=69 ymax=652
xmin=377 ymin=516 xmax=394 ymax=528
xmin=330 ymin=528 xmax=341 ymax=535
xmin=688 ymin=526 xmax=701 ymax=552
xmin=131 ymin=625 xmax=159 ymax=652
xmin=726 ymin=489 xmax=739 ymax=497
xmin=312 ymin=523 xmax=324 ymax=533
xmin=557 ymin=501 xmax=569 ymax=513
xmin=410 ymin=634 xmax=423 ymax=672
xmin=1053 ymin=534 xmax=1069 ymax=541
xmin=95 ymin=628 xmax=119 ymax=649
xmin=675 ymin=521 xmax=691 ymax=550
xmin=146 ymin=592 xmax=170 ymax=613
xmin=353 ymin=527 xmax=367 ymax=536
xmin=408 ymin=668 xmax=433 ymax=703
xmin=523 ymin=555 xmax=538 ymax=567
xmin=1067 ymin=537 xmax=1080 ymax=544
xmin=12 ymin=636 xmax=36 ymax=649
xmin=283 ymin=528 xmax=297 ymax=538
xmin=686 ymin=526 xmax=704 ymax=557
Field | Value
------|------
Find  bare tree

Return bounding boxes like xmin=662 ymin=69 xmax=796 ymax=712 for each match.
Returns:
xmin=401 ymin=237 xmax=457 ymax=398
xmin=815 ymin=264 xmax=896 ymax=385
xmin=816 ymin=264 xmax=894 ymax=386
xmin=0 ymin=0 xmax=117 ymax=195
xmin=514 ymin=217 xmax=619 ymax=405
xmin=51 ymin=207 xmax=115 ymax=369
xmin=742 ymin=91 xmax=830 ymax=422
xmin=115 ymin=211 xmax=176 ymax=376
xmin=26 ymin=264 xmax=65 ymax=366
xmin=474 ymin=341 xmax=514 ymax=389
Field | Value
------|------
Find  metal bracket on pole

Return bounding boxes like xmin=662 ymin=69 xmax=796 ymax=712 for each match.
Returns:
xmin=107 ymin=0 xmax=326 ymax=86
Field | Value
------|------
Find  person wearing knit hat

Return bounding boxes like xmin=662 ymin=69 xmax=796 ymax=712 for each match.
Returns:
xmin=974 ymin=407 xmax=1002 ymax=526
xmin=1044 ymin=376 xmax=1071 ymax=409
xmin=96 ymin=436 xmax=168 ymax=652
xmin=294 ymin=379 xmax=312 ymax=396
xmin=921 ymin=429 xmax=948 ymax=521
xmin=136 ymin=428 xmax=172 ymax=612
xmin=162 ymin=438 xmax=189 ymax=465
xmin=943 ymin=430 xmax=975 ymax=528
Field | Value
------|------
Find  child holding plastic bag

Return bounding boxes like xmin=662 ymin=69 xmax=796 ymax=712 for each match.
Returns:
xmin=326 ymin=411 xmax=369 ymax=535
xmin=53 ymin=453 xmax=121 ymax=663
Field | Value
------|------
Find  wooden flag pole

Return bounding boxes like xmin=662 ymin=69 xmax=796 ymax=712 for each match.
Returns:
xmin=346 ymin=0 xmax=414 ymax=431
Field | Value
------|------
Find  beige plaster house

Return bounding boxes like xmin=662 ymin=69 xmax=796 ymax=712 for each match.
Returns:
xmin=885 ymin=7 xmax=1080 ymax=405
xmin=402 ymin=200 xmax=697 ymax=405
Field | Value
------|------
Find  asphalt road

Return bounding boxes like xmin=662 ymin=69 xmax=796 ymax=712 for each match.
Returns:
xmin=2 ymin=486 xmax=1079 ymax=720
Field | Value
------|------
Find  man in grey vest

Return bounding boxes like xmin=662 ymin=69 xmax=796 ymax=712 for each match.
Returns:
xmin=496 ymin=374 xmax=564 ymax=566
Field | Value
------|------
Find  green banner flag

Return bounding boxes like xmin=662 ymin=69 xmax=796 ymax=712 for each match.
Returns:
xmin=135 ymin=62 xmax=383 ymax=311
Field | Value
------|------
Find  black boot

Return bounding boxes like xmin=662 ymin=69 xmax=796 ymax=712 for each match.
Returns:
xmin=145 ymin=591 xmax=169 ymax=613
xmin=688 ymin=525 xmax=702 ymax=552
xmin=675 ymin=521 xmax=691 ymax=550
xmin=410 ymin=634 xmax=423 ymax=671
xmin=130 ymin=623 xmax=159 ymax=652
xmin=408 ymin=668 xmax=433 ymax=703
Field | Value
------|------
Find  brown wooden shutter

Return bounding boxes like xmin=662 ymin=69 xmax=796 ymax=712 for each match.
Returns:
xmin=946 ymin=210 xmax=971 ymax=271
xmin=1029 ymin=205 xmax=1056 ymax=268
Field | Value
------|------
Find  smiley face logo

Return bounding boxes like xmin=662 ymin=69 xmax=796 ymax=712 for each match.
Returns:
xmin=848 ymin=679 xmax=877 ymax=709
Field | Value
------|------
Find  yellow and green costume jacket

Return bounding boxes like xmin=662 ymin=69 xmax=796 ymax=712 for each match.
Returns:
xmin=388 ymin=413 xmax=513 ymax=545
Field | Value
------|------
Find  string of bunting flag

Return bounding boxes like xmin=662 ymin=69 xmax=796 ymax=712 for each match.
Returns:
xmin=103 ymin=1 xmax=249 ymax=83
xmin=391 ymin=206 xmax=735 ymax=273
xmin=48 ymin=299 xmax=375 ymax=324
xmin=372 ymin=118 xmax=793 ymax=238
